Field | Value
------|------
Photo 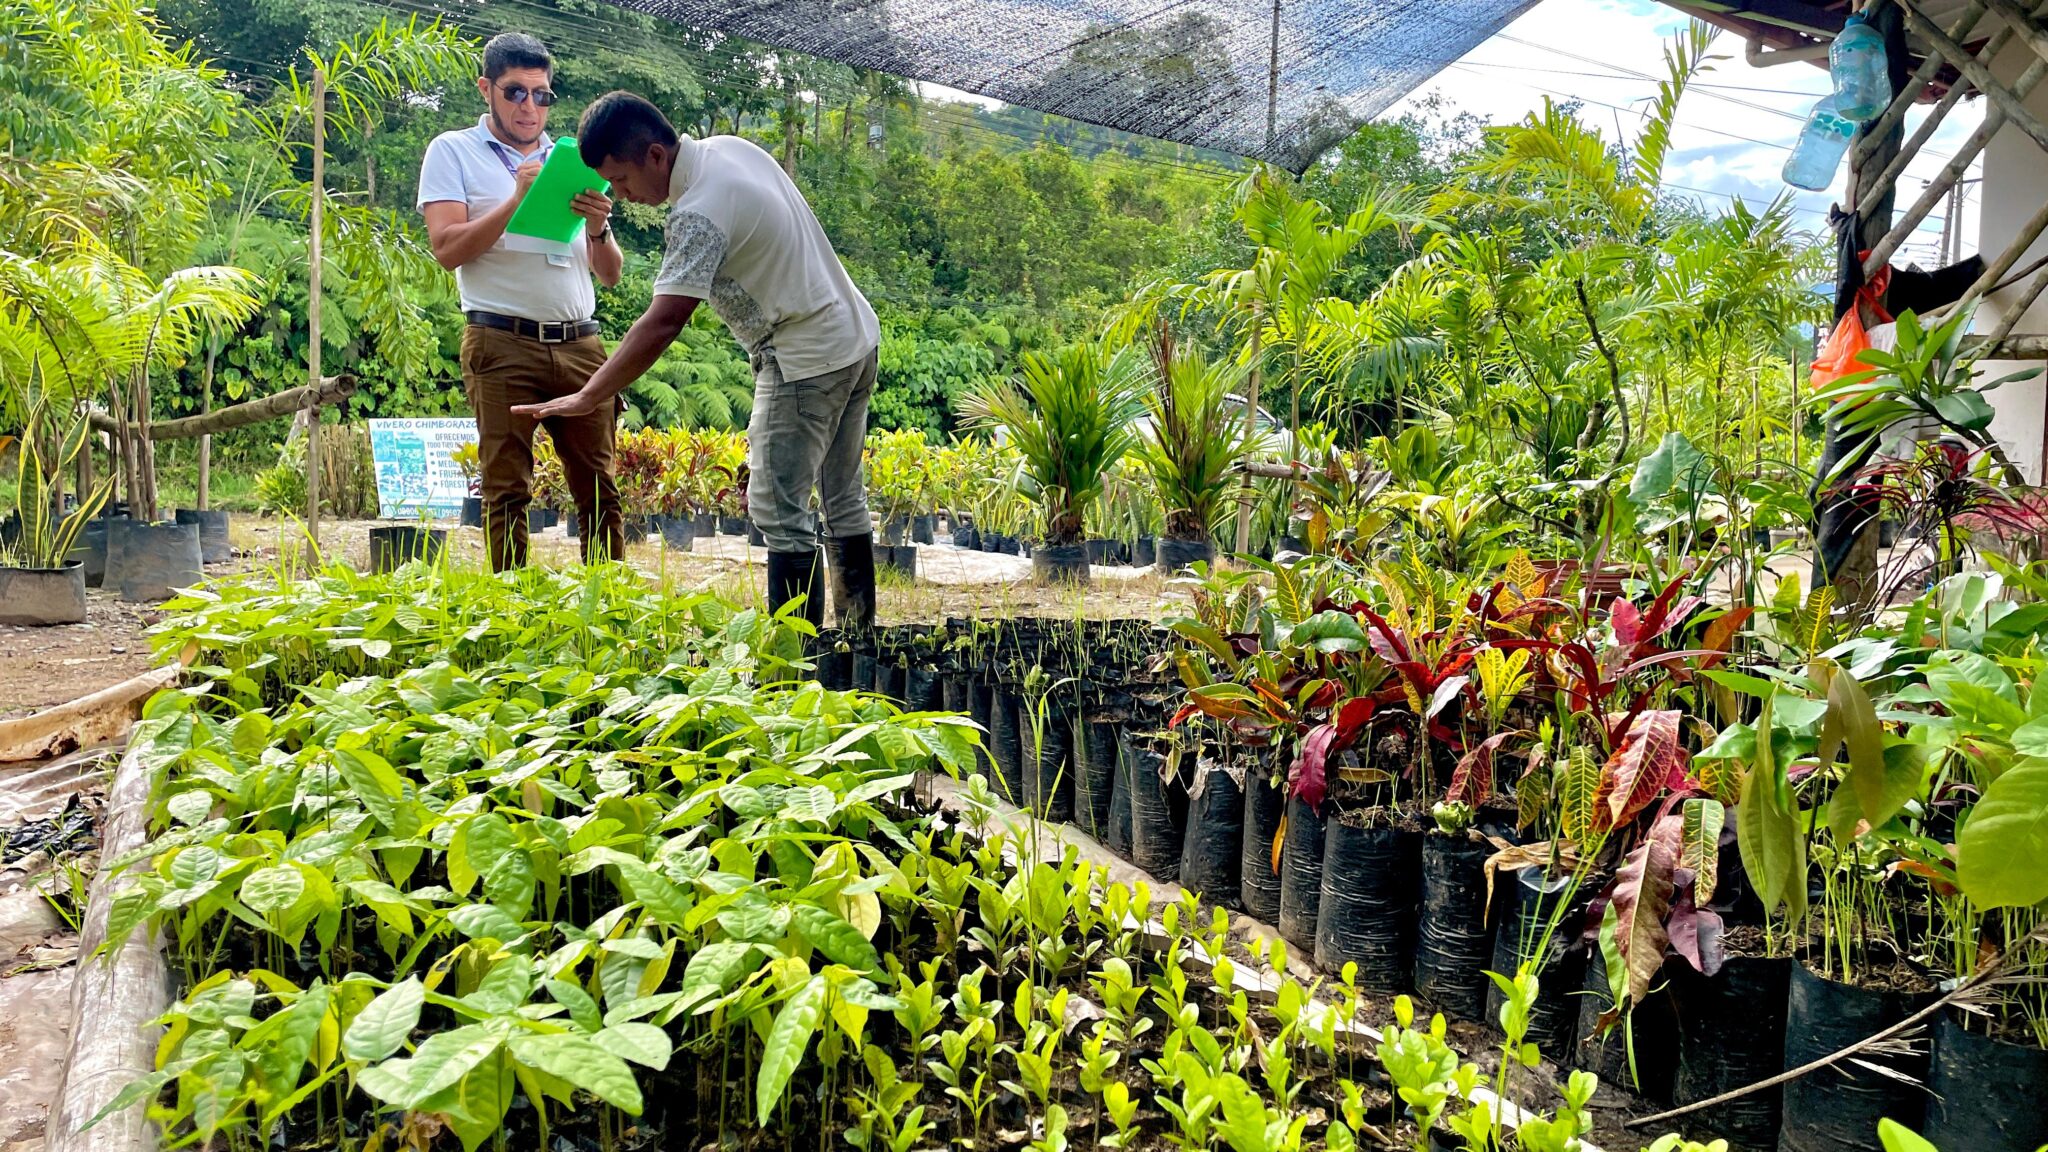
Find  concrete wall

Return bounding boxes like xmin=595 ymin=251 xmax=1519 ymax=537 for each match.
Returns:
xmin=1979 ymin=36 xmax=2048 ymax=482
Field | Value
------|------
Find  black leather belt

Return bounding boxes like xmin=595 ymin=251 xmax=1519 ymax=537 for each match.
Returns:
xmin=465 ymin=311 xmax=600 ymax=343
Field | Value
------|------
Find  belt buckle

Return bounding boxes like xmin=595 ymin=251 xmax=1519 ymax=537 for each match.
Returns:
xmin=539 ymin=320 xmax=567 ymax=343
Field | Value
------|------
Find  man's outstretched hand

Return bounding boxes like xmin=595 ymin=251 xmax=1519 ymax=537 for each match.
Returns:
xmin=511 ymin=389 xmax=604 ymax=420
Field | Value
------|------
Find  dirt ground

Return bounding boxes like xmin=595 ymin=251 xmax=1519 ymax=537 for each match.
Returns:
xmin=0 ymin=517 xmax=1194 ymax=718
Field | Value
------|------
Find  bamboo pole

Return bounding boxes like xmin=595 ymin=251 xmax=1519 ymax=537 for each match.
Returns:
xmin=1862 ymin=49 xmax=2047 ymax=274
xmin=1985 ymin=0 xmax=2048 ymax=64
xmin=1934 ymin=194 xmax=2048 ymax=318
xmin=306 ymin=66 xmax=326 ymax=543
xmin=197 ymin=338 xmax=216 ymax=510
xmin=1863 ymin=21 xmax=2009 ymax=225
xmin=1850 ymin=1 xmax=1987 ymax=169
xmin=87 ymin=376 xmax=354 ymax=441
xmin=1234 ymin=320 xmax=1262 ymax=555
xmin=1902 ymin=1 xmax=2048 ymax=153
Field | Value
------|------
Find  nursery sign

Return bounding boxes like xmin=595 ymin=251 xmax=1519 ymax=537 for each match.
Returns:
xmin=368 ymin=419 xmax=476 ymax=520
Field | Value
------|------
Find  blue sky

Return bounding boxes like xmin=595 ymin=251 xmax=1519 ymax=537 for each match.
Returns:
xmin=1388 ymin=0 xmax=1980 ymax=266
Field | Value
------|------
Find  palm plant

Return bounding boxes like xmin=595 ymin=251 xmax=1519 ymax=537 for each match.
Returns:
xmin=957 ymin=342 xmax=1145 ymax=552
xmin=1135 ymin=330 xmax=1255 ymax=544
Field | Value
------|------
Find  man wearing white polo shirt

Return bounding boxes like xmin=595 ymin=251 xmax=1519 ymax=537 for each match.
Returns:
xmin=417 ymin=32 xmax=625 ymax=570
xmin=512 ymin=92 xmax=881 ymax=636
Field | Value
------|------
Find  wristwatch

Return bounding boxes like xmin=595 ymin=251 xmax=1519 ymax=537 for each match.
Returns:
xmin=593 ymin=222 xmax=613 ymax=243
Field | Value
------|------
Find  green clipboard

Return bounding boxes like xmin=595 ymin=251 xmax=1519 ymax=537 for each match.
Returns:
xmin=504 ymin=137 xmax=610 ymax=245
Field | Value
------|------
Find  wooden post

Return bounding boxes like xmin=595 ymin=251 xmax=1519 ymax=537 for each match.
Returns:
xmin=1234 ymin=320 xmax=1262 ymax=555
xmin=1903 ymin=1 xmax=2048 ymax=154
xmin=197 ymin=338 xmax=216 ymax=510
xmin=305 ymin=65 xmax=325 ymax=543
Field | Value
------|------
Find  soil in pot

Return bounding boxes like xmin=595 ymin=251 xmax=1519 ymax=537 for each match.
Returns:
xmin=1278 ymin=795 xmax=1329 ymax=952
xmin=174 ymin=508 xmax=232 ymax=563
xmin=109 ymin=519 xmax=205 ymax=601
xmin=1019 ymin=698 xmax=1074 ymax=823
xmin=1670 ymin=939 xmax=1790 ymax=1152
xmin=1314 ymin=811 xmax=1423 ymax=994
xmin=988 ymin=685 xmax=1027 ymax=806
xmin=1777 ymin=960 xmax=1936 ymax=1152
xmin=1485 ymin=866 xmax=1591 ymax=1055
xmin=1238 ymin=766 xmax=1286 ymax=922
xmin=1121 ymin=729 xmax=1182 ymax=881
xmin=1413 ymin=829 xmax=1494 ymax=1021
xmin=0 ymin=562 xmax=87 ymax=626
xmin=1178 ymin=758 xmax=1245 ymax=909
xmin=1032 ymin=542 xmax=1090 ymax=585
xmin=1572 ymin=954 xmax=1678 ymax=1103
xmin=1156 ymin=536 xmax=1215 ymax=574
xmin=1924 ymin=1007 xmax=2048 ymax=1152
xmin=1075 ymin=702 xmax=1120 ymax=841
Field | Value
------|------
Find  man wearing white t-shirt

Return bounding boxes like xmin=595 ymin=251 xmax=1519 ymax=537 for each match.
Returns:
xmin=512 ymin=92 xmax=881 ymax=635
xmin=417 ymin=33 xmax=626 ymax=569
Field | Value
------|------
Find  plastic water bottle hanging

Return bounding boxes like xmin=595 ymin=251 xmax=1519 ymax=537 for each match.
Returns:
xmin=1830 ymin=13 xmax=1890 ymax=120
xmin=1783 ymin=94 xmax=1856 ymax=190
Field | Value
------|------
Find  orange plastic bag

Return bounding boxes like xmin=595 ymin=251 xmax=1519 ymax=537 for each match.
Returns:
xmin=1811 ymin=263 xmax=1893 ymax=391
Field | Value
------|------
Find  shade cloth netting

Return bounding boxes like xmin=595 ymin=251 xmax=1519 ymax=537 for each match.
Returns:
xmin=595 ymin=0 xmax=1539 ymax=173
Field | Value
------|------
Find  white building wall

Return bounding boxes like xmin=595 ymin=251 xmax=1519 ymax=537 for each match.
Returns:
xmin=1979 ymin=36 xmax=2048 ymax=482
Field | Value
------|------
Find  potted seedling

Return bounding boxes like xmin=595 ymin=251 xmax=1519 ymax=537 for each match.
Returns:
xmin=0 ymin=402 xmax=113 ymax=625
xmin=1135 ymin=333 xmax=1256 ymax=574
xmin=959 ymin=341 xmax=1144 ymax=585
xmin=452 ymin=441 xmax=484 ymax=528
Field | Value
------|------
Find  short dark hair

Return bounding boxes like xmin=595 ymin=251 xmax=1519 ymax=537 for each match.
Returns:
xmin=482 ymin=32 xmax=551 ymax=80
xmin=579 ymin=91 xmax=680 ymax=167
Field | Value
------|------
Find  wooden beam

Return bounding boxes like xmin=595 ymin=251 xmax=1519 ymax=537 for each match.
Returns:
xmin=1986 ymin=263 xmax=2048 ymax=345
xmin=1984 ymin=0 xmax=2048 ymax=67
xmin=1864 ymin=49 xmax=2048 ymax=274
xmin=1851 ymin=1 xmax=1987 ymax=168
xmin=1935 ymin=194 xmax=2048 ymax=317
xmin=1902 ymin=0 xmax=2048 ymax=154
xmin=1962 ymin=332 xmax=2048 ymax=356
xmin=307 ymin=66 xmax=327 ymax=542
xmin=87 ymin=377 xmax=355 ymax=441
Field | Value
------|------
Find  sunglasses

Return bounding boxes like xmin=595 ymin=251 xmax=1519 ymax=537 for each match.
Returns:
xmin=496 ymin=82 xmax=558 ymax=107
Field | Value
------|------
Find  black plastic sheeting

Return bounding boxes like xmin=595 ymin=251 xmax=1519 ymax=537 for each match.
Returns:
xmin=597 ymin=0 xmax=1538 ymax=172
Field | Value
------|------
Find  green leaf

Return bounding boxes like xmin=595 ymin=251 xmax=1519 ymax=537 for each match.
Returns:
xmin=756 ymin=974 xmax=829 ymax=1126
xmin=1931 ymin=389 xmax=1995 ymax=432
xmin=343 ymin=978 xmax=424 ymax=1063
xmin=1819 ymin=667 xmax=1888 ymax=825
xmin=1680 ymin=798 xmax=1725 ymax=903
xmin=546 ymin=979 xmax=603 ymax=1032
xmin=790 ymin=904 xmax=881 ymax=975
xmin=1628 ymin=431 xmax=1708 ymax=507
xmin=241 ymin=864 xmax=304 ymax=915
xmin=416 ymin=1054 xmax=513 ymax=1152
xmin=447 ymin=903 xmax=525 ymax=941
xmin=1736 ymin=694 xmax=1807 ymax=922
xmin=594 ymin=1022 xmax=672 ymax=1070
xmin=507 ymin=1032 xmax=644 ymax=1114
xmin=1876 ymin=1119 xmax=1938 ymax=1152
xmin=1958 ymin=756 xmax=2048 ymax=909
xmin=357 ymin=1026 xmax=502 ymax=1110
xmin=332 ymin=747 xmax=417 ymax=838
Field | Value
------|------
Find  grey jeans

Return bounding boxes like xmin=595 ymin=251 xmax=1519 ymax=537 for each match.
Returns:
xmin=746 ymin=346 xmax=877 ymax=553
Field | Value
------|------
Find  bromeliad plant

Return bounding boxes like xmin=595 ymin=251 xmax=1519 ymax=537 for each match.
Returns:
xmin=1136 ymin=329 xmax=1257 ymax=550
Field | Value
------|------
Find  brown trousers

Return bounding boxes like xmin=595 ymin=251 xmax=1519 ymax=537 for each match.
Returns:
xmin=460 ymin=325 xmax=624 ymax=570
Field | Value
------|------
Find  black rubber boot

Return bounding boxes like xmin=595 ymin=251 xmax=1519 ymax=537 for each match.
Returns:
xmin=765 ymin=549 xmax=825 ymax=629
xmin=825 ymin=532 xmax=877 ymax=633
